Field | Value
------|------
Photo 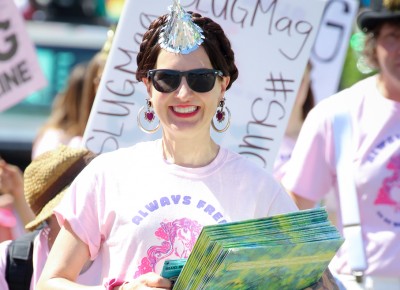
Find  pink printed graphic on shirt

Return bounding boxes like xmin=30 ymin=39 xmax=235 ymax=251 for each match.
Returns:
xmin=134 ymin=218 xmax=202 ymax=278
xmin=375 ymin=154 xmax=400 ymax=211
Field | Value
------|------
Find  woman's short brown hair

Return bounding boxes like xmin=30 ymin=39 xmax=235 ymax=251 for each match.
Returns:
xmin=136 ymin=12 xmax=238 ymax=90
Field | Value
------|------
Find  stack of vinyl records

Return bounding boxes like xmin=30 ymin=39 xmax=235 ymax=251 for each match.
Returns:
xmin=164 ymin=207 xmax=344 ymax=290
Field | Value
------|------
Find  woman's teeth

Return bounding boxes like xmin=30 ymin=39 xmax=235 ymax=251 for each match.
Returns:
xmin=173 ymin=106 xmax=197 ymax=113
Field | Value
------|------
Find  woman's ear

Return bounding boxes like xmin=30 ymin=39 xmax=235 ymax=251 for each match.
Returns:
xmin=221 ymin=76 xmax=230 ymax=93
xmin=218 ymin=77 xmax=230 ymax=103
xmin=142 ymin=77 xmax=152 ymax=96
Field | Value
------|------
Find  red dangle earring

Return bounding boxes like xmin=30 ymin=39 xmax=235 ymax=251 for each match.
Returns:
xmin=137 ymin=99 xmax=160 ymax=134
xmin=144 ymin=99 xmax=155 ymax=122
xmin=212 ymin=98 xmax=231 ymax=133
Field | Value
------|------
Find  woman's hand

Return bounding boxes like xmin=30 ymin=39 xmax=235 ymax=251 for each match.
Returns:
xmin=117 ymin=273 xmax=172 ymax=290
xmin=0 ymin=159 xmax=24 ymax=202
xmin=303 ymin=269 xmax=339 ymax=290
xmin=0 ymin=159 xmax=35 ymax=226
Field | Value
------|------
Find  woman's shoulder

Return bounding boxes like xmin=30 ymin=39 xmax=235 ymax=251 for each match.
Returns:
xmin=221 ymin=147 xmax=275 ymax=178
xmin=317 ymin=76 xmax=375 ymax=109
xmin=308 ymin=76 xmax=376 ymax=128
xmin=220 ymin=148 xmax=290 ymax=208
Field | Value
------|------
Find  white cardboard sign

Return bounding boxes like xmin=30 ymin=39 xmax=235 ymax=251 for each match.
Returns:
xmin=0 ymin=1 xmax=47 ymax=112
xmin=311 ymin=0 xmax=359 ymax=103
xmin=82 ymin=0 xmax=326 ymax=172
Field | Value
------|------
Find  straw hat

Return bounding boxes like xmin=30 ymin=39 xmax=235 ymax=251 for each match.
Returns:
xmin=357 ymin=0 xmax=400 ymax=32
xmin=24 ymin=145 xmax=97 ymax=231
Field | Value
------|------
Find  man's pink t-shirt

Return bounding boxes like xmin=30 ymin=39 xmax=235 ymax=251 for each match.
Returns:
xmin=282 ymin=76 xmax=400 ymax=277
xmin=55 ymin=139 xmax=298 ymax=284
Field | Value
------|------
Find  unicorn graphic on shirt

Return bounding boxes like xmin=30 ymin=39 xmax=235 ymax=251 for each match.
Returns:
xmin=375 ymin=154 xmax=400 ymax=211
xmin=135 ymin=218 xmax=202 ymax=277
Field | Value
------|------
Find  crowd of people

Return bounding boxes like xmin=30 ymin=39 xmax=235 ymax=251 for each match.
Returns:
xmin=0 ymin=0 xmax=398 ymax=289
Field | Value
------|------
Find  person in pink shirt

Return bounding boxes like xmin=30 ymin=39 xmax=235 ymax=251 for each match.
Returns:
xmin=37 ymin=2 xmax=338 ymax=290
xmin=0 ymin=145 xmax=102 ymax=290
xmin=282 ymin=0 xmax=400 ymax=289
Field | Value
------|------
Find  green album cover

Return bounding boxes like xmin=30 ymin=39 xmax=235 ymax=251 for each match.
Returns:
xmin=166 ymin=208 xmax=343 ymax=290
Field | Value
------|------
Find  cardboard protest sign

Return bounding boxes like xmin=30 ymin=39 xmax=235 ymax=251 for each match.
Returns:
xmin=0 ymin=1 xmax=47 ymax=112
xmin=311 ymin=0 xmax=359 ymax=103
xmin=82 ymin=0 xmax=326 ymax=172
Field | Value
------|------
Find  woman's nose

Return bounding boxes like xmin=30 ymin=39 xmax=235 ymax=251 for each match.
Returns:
xmin=175 ymin=76 xmax=192 ymax=100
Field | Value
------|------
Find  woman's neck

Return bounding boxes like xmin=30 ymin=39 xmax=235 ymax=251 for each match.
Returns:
xmin=377 ymin=74 xmax=400 ymax=102
xmin=161 ymin=134 xmax=219 ymax=167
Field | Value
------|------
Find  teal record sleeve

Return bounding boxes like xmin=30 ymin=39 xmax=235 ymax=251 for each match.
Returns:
xmin=161 ymin=258 xmax=187 ymax=283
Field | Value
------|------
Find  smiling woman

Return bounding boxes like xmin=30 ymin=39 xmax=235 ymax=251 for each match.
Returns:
xmin=37 ymin=1 xmax=336 ymax=290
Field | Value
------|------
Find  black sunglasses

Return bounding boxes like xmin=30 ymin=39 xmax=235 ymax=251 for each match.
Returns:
xmin=147 ymin=69 xmax=223 ymax=93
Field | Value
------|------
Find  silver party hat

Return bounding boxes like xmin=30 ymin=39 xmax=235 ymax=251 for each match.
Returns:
xmin=159 ymin=0 xmax=205 ymax=54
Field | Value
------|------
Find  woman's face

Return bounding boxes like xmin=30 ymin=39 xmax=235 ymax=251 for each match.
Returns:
xmin=376 ymin=23 xmax=400 ymax=89
xmin=143 ymin=47 xmax=230 ymax=139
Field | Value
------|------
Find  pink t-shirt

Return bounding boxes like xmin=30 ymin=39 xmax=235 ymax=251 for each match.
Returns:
xmin=55 ymin=139 xmax=298 ymax=284
xmin=0 ymin=227 xmax=102 ymax=289
xmin=282 ymin=76 xmax=400 ymax=277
